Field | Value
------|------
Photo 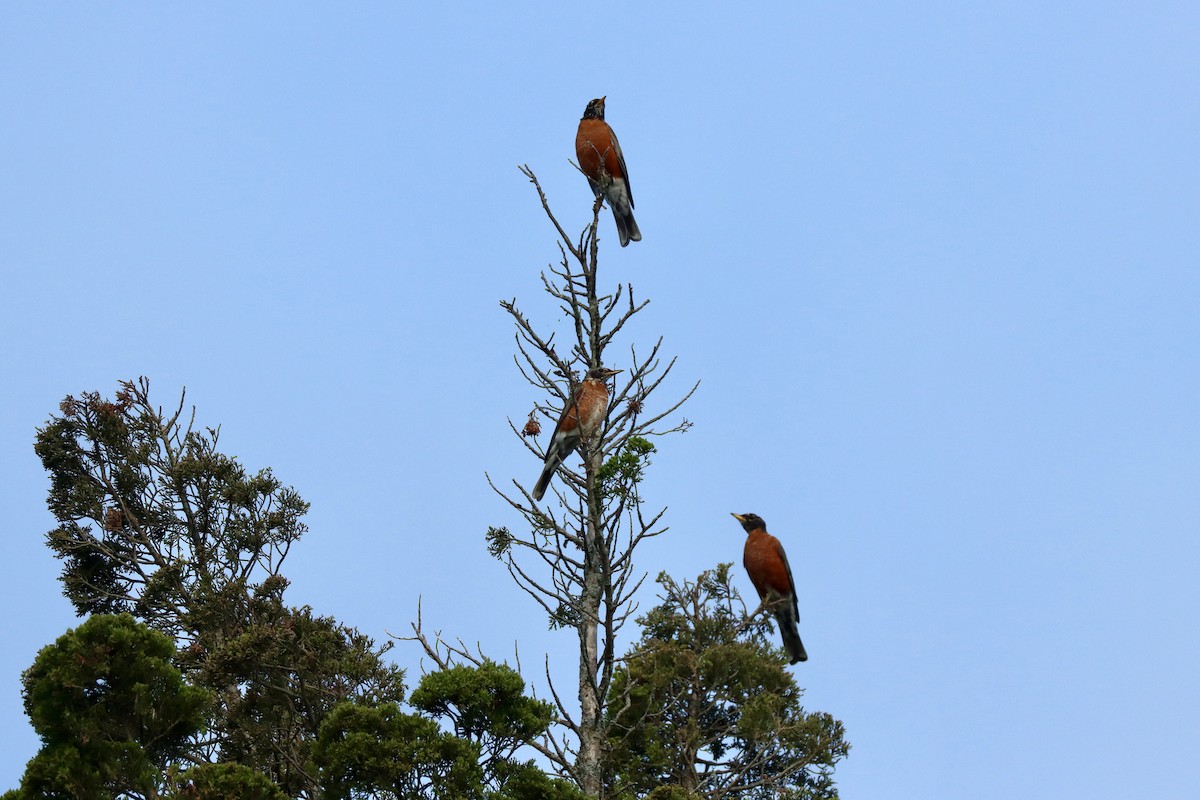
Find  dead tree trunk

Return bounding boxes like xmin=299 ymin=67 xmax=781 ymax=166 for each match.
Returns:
xmin=485 ymin=166 xmax=697 ymax=797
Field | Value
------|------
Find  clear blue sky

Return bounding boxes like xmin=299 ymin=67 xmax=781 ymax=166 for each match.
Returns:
xmin=2 ymin=3 xmax=1197 ymax=796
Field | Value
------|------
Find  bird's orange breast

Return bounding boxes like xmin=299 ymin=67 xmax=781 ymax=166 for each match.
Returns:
xmin=576 ymin=119 xmax=623 ymax=182
xmin=573 ymin=379 xmax=610 ymax=437
xmin=743 ymin=530 xmax=794 ymax=600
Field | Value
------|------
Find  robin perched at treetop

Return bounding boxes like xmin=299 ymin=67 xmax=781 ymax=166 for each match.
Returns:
xmin=576 ymin=97 xmax=641 ymax=247
xmin=732 ymin=513 xmax=808 ymax=664
xmin=532 ymin=366 xmax=623 ymax=501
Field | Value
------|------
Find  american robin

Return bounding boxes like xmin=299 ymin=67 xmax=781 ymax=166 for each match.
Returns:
xmin=576 ymin=97 xmax=641 ymax=247
xmin=532 ymin=366 xmax=622 ymax=501
xmin=732 ymin=513 xmax=808 ymax=664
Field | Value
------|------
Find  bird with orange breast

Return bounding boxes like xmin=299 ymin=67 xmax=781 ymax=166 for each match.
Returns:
xmin=576 ymin=97 xmax=641 ymax=247
xmin=732 ymin=512 xmax=808 ymax=664
xmin=532 ymin=366 xmax=623 ymax=501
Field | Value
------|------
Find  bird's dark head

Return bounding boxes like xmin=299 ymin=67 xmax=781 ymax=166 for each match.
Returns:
xmin=731 ymin=513 xmax=766 ymax=533
xmin=587 ymin=366 xmax=622 ymax=381
xmin=582 ymin=97 xmax=606 ymax=121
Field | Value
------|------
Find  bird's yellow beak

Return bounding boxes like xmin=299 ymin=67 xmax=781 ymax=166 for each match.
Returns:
xmin=731 ymin=513 xmax=746 ymax=523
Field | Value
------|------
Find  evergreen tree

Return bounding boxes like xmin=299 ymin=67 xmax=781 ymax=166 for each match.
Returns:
xmin=607 ymin=568 xmax=849 ymax=799
xmin=15 ymin=613 xmax=209 ymax=800
xmin=21 ymin=379 xmax=579 ymax=798
xmin=313 ymin=663 xmax=584 ymax=800
xmin=32 ymin=380 xmax=404 ymax=796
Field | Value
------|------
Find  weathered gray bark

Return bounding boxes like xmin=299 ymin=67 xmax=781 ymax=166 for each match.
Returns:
xmin=578 ymin=461 xmax=605 ymax=797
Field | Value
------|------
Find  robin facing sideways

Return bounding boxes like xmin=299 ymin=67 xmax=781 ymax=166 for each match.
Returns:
xmin=732 ymin=513 xmax=808 ymax=664
xmin=532 ymin=366 xmax=623 ymax=501
xmin=576 ymin=97 xmax=641 ymax=247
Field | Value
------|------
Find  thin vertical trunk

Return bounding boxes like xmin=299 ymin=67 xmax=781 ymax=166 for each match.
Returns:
xmin=577 ymin=588 xmax=602 ymax=797
xmin=578 ymin=447 xmax=605 ymax=798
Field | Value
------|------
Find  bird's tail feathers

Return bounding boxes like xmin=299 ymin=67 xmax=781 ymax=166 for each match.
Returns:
xmin=531 ymin=454 xmax=562 ymax=501
xmin=774 ymin=608 xmax=808 ymax=664
xmin=614 ymin=209 xmax=641 ymax=247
